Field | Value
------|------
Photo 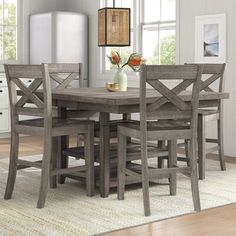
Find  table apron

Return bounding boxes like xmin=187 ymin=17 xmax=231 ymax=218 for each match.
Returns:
xmin=56 ymin=99 xmax=220 ymax=114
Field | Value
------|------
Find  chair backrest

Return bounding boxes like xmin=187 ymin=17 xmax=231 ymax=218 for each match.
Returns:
xmin=4 ymin=64 xmax=52 ymax=123
xmin=139 ymin=64 xmax=202 ymax=133
xmin=185 ymin=63 xmax=226 ymax=93
xmin=46 ymin=63 xmax=84 ymax=89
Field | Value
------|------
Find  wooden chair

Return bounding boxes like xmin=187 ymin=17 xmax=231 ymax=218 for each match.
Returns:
xmin=188 ymin=63 xmax=226 ymax=179
xmin=117 ymin=64 xmax=202 ymax=216
xmin=47 ymin=63 xmax=96 ymax=119
xmin=4 ymin=64 xmax=95 ymax=208
xmin=46 ymin=63 xmax=132 ymax=184
xmin=47 ymin=62 xmax=130 ymax=122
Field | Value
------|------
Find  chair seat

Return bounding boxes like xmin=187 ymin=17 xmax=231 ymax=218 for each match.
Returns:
xmin=17 ymin=118 xmax=94 ymax=136
xmin=66 ymin=109 xmax=98 ymax=119
xmin=119 ymin=120 xmax=191 ymax=140
xmin=120 ymin=120 xmax=190 ymax=131
xmin=94 ymin=119 xmax=135 ymax=138
xmin=198 ymin=109 xmax=219 ymax=116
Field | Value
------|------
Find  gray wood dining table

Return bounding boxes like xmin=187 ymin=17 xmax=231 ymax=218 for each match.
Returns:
xmin=52 ymin=87 xmax=229 ymax=198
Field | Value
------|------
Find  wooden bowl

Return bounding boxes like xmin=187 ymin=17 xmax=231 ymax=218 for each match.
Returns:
xmin=106 ymin=82 xmax=119 ymax=92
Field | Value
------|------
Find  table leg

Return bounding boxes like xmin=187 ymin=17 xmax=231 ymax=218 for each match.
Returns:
xmin=99 ymin=112 xmax=110 ymax=198
xmin=168 ymin=140 xmax=177 ymax=196
xmin=122 ymin=113 xmax=131 ymax=121
xmin=58 ymin=107 xmax=69 ymax=184
xmin=122 ymin=113 xmax=131 ymax=144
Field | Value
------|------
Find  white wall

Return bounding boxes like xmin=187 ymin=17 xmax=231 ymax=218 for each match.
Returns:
xmin=58 ymin=0 xmax=236 ymax=157
xmin=61 ymin=0 xmax=100 ymax=87
xmin=7 ymin=0 xmax=234 ymax=156
xmin=178 ymin=0 xmax=236 ymax=157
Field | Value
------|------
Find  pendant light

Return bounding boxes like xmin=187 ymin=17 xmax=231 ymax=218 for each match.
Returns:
xmin=98 ymin=0 xmax=131 ymax=47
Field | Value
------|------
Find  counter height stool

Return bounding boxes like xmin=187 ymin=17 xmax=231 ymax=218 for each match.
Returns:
xmin=185 ymin=63 xmax=226 ymax=180
xmin=46 ymin=63 xmax=132 ymax=185
xmin=160 ymin=63 xmax=226 ymax=180
xmin=117 ymin=64 xmax=202 ymax=216
xmin=4 ymin=64 xmax=95 ymax=208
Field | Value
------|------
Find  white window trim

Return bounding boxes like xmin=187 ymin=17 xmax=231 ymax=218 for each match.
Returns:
xmin=0 ymin=0 xmax=23 ymax=64
xmin=100 ymin=0 xmax=180 ymax=79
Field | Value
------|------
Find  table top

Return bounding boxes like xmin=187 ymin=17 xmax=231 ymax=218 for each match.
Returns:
xmin=52 ymin=87 xmax=229 ymax=106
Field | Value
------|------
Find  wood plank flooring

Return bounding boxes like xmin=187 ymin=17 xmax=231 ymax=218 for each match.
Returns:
xmin=1 ymin=136 xmax=236 ymax=236
xmin=102 ymin=203 xmax=236 ymax=236
xmin=0 ymin=135 xmax=77 ymax=159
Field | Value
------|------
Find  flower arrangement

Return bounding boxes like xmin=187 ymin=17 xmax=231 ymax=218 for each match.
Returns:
xmin=107 ymin=51 xmax=145 ymax=72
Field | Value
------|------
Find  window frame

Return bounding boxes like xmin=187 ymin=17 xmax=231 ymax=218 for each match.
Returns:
xmin=139 ymin=0 xmax=179 ymax=64
xmin=0 ymin=0 xmax=23 ymax=64
xmin=101 ymin=0 xmax=179 ymax=74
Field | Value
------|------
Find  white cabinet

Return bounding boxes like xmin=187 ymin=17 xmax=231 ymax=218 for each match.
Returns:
xmin=0 ymin=87 xmax=9 ymax=108
xmin=0 ymin=74 xmax=10 ymax=133
xmin=0 ymin=109 xmax=9 ymax=132
xmin=30 ymin=11 xmax=88 ymax=82
xmin=0 ymin=74 xmax=39 ymax=135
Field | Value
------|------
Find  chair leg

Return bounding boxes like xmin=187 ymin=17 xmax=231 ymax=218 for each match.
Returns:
xmin=189 ymin=138 xmax=201 ymax=212
xmin=158 ymin=157 xmax=164 ymax=168
xmin=185 ymin=140 xmax=190 ymax=167
xmin=217 ymin=116 xmax=226 ymax=171
xmin=58 ymin=135 xmax=69 ymax=184
xmin=4 ymin=131 xmax=19 ymax=200
xmin=157 ymin=141 xmax=165 ymax=168
xmin=198 ymin=115 xmax=206 ymax=180
xmin=168 ymin=140 xmax=177 ymax=196
xmin=117 ymin=131 xmax=127 ymax=200
xmin=50 ymin=137 xmax=58 ymax=189
xmin=77 ymin=134 xmax=84 ymax=147
xmin=37 ymin=136 xmax=52 ymax=208
xmin=141 ymin=137 xmax=150 ymax=217
xmin=84 ymin=124 xmax=95 ymax=197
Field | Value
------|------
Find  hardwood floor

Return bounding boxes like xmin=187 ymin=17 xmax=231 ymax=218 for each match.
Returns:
xmin=1 ymin=136 xmax=236 ymax=235
xmin=102 ymin=203 xmax=236 ymax=236
xmin=0 ymin=135 xmax=77 ymax=159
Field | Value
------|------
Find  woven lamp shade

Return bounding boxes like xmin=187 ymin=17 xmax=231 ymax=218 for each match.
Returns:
xmin=98 ymin=7 xmax=130 ymax=47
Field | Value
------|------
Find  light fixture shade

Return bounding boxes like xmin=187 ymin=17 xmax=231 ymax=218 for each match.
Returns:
xmin=98 ymin=7 xmax=130 ymax=47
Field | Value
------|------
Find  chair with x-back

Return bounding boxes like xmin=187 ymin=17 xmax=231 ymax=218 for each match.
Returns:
xmin=117 ymin=64 xmax=202 ymax=216
xmin=48 ymin=63 xmax=96 ymax=118
xmin=4 ymin=64 xmax=95 ymax=208
xmin=46 ymin=63 xmax=133 ymax=185
xmin=186 ymin=63 xmax=226 ymax=180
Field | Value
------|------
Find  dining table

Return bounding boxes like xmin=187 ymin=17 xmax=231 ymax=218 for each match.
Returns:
xmin=52 ymin=87 xmax=229 ymax=198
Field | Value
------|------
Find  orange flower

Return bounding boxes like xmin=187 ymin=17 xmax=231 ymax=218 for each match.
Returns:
xmin=111 ymin=51 xmax=120 ymax=64
xmin=126 ymin=53 xmax=146 ymax=71
xmin=107 ymin=51 xmax=145 ymax=71
xmin=107 ymin=51 xmax=121 ymax=67
xmin=128 ymin=58 xmax=142 ymax=66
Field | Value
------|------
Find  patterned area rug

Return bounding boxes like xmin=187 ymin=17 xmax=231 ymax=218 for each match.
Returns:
xmin=0 ymin=156 xmax=235 ymax=236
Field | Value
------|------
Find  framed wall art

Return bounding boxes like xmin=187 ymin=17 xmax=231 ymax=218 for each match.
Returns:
xmin=195 ymin=14 xmax=226 ymax=63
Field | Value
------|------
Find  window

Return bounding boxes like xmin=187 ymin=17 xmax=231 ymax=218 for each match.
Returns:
xmin=142 ymin=0 xmax=176 ymax=65
xmin=101 ymin=0 xmax=177 ymax=72
xmin=0 ymin=0 xmax=18 ymax=62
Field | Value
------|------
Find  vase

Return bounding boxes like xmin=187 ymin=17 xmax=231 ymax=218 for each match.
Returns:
xmin=113 ymin=68 xmax=127 ymax=91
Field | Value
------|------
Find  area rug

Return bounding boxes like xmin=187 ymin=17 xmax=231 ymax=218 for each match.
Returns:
xmin=0 ymin=156 xmax=236 ymax=236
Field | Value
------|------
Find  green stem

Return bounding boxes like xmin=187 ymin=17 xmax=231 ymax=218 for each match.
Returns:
xmin=121 ymin=63 xmax=128 ymax=68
